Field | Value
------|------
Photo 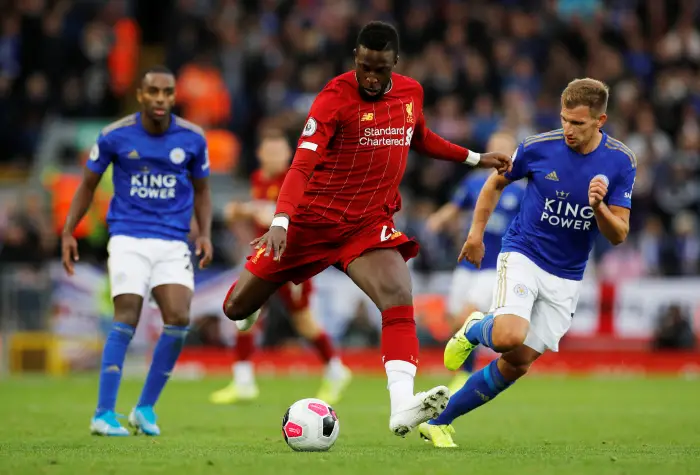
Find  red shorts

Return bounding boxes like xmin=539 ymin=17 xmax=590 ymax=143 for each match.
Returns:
xmin=245 ymin=213 xmax=420 ymax=286
xmin=275 ymin=281 xmax=313 ymax=312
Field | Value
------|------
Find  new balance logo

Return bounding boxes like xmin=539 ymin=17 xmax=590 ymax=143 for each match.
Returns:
xmin=128 ymin=150 xmax=140 ymax=159
xmin=545 ymin=171 xmax=559 ymax=181
xmin=361 ymin=112 xmax=374 ymax=121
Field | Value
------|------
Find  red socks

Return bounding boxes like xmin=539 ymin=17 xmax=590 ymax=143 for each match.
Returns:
xmin=311 ymin=333 xmax=335 ymax=363
xmin=235 ymin=330 xmax=255 ymax=361
xmin=381 ymin=305 xmax=419 ymax=366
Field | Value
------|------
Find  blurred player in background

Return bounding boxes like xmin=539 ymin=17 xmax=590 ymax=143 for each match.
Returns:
xmin=222 ymin=21 xmax=512 ymax=437
xmin=61 ymin=66 xmax=213 ymax=437
xmin=420 ymin=78 xmax=636 ymax=447
xmin=425 ymin=131 xmax=524 ymax=394
xmin=210 ymin=129 xmax=351 ymax=405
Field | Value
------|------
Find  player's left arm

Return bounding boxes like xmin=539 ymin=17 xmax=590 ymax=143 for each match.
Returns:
xmin=189 ymin=138 xmax=213 ymax=268
xmin=410 ymin=90 xmax=511 ymax=174
xmin=589 ymin=165 xmax=636 ymax=246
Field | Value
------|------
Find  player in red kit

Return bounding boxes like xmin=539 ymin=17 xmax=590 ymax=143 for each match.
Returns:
xmin=210 ymin=130 xmax=351 ymax=405
xmin=222 ymin=21 xmax=512 ymax=437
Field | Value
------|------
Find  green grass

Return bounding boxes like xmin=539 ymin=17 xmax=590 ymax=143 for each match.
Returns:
xmin=0 ymin=374 xmax=699 ymax=474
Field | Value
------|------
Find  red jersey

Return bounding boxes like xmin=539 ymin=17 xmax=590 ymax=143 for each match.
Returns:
xmin=276 ymin=71 xmax=469 ymax=223
xmin=250 ymin=169 xmax=286 ymax=236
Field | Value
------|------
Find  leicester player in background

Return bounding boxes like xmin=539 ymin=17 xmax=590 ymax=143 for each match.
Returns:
xmin=420 ymin=78 xmax=636 ymax=447
xmin=210 ymin=129 xmax=351 ymax=406
xmin=425 ymin=131 xmax=524 ymax=394
xmin=61 ymin=66 xmax=213 ymax=436
xmin=222 ymin=21 xmax=512 ymax=437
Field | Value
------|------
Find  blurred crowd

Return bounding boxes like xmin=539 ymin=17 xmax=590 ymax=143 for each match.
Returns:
xmin=1 ymin=0 xmax=700 ymax=282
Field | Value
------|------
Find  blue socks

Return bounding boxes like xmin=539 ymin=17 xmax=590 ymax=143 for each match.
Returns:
xmin=461 ymin=349 xmax=477 ymax=373
xmin=429 ymin=359 xmax=513 ymax=425
xmin=96 ymin=322 xmax=135 ymax=417
xmin=465 ymin=313 xmax=495 ymax=348
xmin=137 ymin=325 xmax=189 ymax=408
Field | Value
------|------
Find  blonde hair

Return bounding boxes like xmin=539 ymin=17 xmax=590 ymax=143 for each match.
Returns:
xmin=486 ymin=130 xmax=517 ymax=154
xmin=561 ymin=78 xmax=609 ymax=117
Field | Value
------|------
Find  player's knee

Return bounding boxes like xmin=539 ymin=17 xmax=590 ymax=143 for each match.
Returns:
xmin=223 ymin=295 xmax=256 ymax=321
xmin=113 ymin=295 xmax=142 ymax=327
xmin=492 ymin=316 xmax=529 ymax=350
xmin=373 ymin=280 xmax=413 ymax=311
xmin=162 ymin=309 xmax=190 ymax=327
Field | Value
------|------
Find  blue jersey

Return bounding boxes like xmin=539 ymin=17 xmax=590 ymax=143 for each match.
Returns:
xmin=86 ymin=113 xmax=210 ymax=242
xmin=501 ymin=129 xmax=636 ymax=280
xmin=452 ymin=171 xmax=525 ymax=270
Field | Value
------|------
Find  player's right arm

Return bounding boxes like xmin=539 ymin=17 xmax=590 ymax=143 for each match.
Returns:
xmin=251 ymin=85 xmax=340 ymax=261
xmin=426 ymin=176 xmax=472 ymax=233
xmin=61 ymin=136 xmax=112 ymax=275
xmin=458 ymin=144 xmax=527 ymax=267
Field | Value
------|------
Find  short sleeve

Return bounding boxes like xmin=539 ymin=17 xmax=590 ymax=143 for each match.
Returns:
xmin=86 ymin=133 xmax=115 ymax=175
xmin=607 ymin=163 xmax=636 ymax=209
xmin=188 ymin=135 xmax=210 ymax=180
xmin=451 ymin=176 xmax=473 ymax=208
xmin=296 ymin=84 xmax=340 ymax=156
xmin=504 ymin=143 xmax=529 ymax=182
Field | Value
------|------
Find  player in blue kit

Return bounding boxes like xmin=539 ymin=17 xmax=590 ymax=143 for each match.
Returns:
xmin=426 ymin=131 xmax=524 ymax=394
xmin=61 ymin=66 xmax=213 ymax=436
xmin=419 ymin=78 xmax=636 ymax=447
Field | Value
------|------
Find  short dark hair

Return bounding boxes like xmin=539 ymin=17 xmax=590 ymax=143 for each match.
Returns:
xmin=141 ymin=65 xmax=174 ymax=82
xmin=356 ymin=21 xmax=399 ymax=55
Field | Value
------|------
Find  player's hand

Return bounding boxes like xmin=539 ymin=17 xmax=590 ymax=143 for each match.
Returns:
xmin=195 ymin=236 xmax=213 ymax=269
xmin=224 ymin=202 xmax=242 ymax=223
xmin=588 ymin=176 xmax=608 ymax=209
xmin=251 ymin=226 xmax=287 ymax=261
xmin=458 ymin=234 xmax=485 ymax=269
xmin=478 ymin=152 xmax=512 ymax=175
xmin=61 ymin=233 xmax=79 ymax=276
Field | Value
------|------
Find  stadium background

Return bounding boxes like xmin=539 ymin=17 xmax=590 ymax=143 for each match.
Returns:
xmin=0 ymin=0 xmax=699 ymax=377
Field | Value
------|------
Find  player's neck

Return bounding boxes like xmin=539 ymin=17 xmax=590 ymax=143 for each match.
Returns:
xmin=575 ymin=130 xmax=603 ymax=155
xmin=140 ymin=113 xmax=171 ymax=135
xmin=261 ymin=169 xmax=280 ymax=179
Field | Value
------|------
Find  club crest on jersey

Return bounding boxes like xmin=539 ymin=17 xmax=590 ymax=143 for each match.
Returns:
xmin=302 ymin=117 xmax=317 ymax=137
xmin=89 ymin=144 xmax=99 ymax=161
xmin=170 ymin=147 xmax=186 ymax=164
xmin=513 ymin=283 xmax=528 ymax=298
xmin=405 ymin=101 xmax=414 ymax=124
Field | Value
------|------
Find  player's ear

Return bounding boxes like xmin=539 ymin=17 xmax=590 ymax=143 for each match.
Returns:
xmin=597 ymin=113 xmax=608 ymax=129
xmin=136 ymin=88 xmax=143 ymax=105
xmin=394 ymin=54 xmax=399 ymax=66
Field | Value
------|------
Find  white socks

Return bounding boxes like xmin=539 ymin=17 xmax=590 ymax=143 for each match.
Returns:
xmin=385 ymin=360 xmax=416 ymax=414
xmin=325 ymin=357 xmax=346 ymax=380
xmin=233 ymin=361 xmax=255 ymax=387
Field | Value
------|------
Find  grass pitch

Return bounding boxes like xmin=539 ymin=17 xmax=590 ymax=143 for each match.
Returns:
xmin=0 ymin=374 xmax=698 ymax=475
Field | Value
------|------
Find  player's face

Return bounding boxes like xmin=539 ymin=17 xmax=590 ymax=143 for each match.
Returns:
xmin=258 ymin=137 xmax=291 ymax=175
xmin=137 ymin=73 xmax=176 ymax=122
xmin=354 ymin=46 xmax=397 ymax=101
xmin=560 ymin=105 xmax=607 ymax=150
xmin=487 ymin=134 xmax=516 ymax=155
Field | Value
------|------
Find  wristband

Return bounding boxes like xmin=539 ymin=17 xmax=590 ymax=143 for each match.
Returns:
xmin=465 ymin=150 xmax=481 ymax=166
xmin=271 ymin=216 xmax=289 ymax=231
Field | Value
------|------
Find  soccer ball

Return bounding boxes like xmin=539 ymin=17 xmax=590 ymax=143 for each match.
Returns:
xmin=282 ymin=398 xmax=339 ymax=452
